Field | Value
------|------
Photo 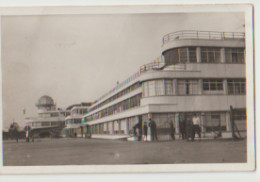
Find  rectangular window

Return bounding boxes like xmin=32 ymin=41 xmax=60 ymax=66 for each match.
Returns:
xmin=177 ymin=80 xmax=186 ymax=95
xmin=178 ymin=79 xmax=199 ymax=95
xmin=189 ymin=80 xmax=200 ymax=94
xmin=227 ymin=79 xmax=246 ymax=94
xmin=148 ymin=81 xmax=156 ymax=96
xmin=172 ymin=49 xmax=179 ymax=64
xmin=200 ymin=47 xmax=221 ymax=63
xmin=189 ymin=47 xmax=197 ymax=63
xmin=165 ymin=80 xmax=174 ymax=95
xmin=225 ymin=48 xmax=245 ymax=63
xmin=155 ymin=80 xmax=165 ymax=96
xmin=203 ymin=112 xmax=226 ymax=132
xmin=203 ymin=79 xmax=224 ymax=92
xmin=179 ymin=48 xmax=188 ymax=63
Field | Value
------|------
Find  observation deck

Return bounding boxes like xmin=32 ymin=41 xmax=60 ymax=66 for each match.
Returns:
xmin=162 ymin=30 xmax=245 ymax=45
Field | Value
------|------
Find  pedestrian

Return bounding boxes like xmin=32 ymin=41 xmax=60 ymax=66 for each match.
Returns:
xmin=170 ymin=121 xmax=175 ymax=140
xmin=191 ymin=113 xmax=201 ymax=141
xmin=179 ymin=117 xmax=187 ymax=140
xmin=26 ymin=129 xmax=29 ymax=143
xmin=143 ymin=122 xmax=148 ymax=141
xmin=148 ymin=118 xmax=158 ymax=141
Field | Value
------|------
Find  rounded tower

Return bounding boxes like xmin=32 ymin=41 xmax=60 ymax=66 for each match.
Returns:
xmin=36 ymin=95 xmax=56 ymax=112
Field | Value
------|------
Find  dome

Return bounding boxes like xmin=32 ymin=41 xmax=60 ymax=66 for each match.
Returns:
xmin=37 ymin=95 xmax=54 ymax=106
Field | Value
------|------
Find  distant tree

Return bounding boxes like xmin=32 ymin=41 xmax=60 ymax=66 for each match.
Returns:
xmin=8 ymin=122 xmax=20 ymax=142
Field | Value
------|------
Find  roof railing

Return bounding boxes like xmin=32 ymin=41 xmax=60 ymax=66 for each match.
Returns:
xmin=162 ymin=30 xmax=245 ymax=45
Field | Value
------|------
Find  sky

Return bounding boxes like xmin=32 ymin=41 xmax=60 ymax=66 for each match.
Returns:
xmin=1 ymin=12 xmax=245 ymax=130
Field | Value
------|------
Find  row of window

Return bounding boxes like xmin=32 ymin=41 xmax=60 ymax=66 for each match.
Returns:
xmin=31 ymin=121 xmax=65 ymax=127
xmin=65 ymin=119 xmax=82 ymax=125
xmin=89 ymin=111 xmax=246 ymax=135
xmin=142 ymin=79 xmax=246 ymax=97
xmin=163 ymin=47 xmax=245 ymax=65
xmin=85 ymin=94 xmax=142 ymax=122
xmin=71 ymin=108 xmax=88 ymax=115
xmin=39 ymin=112 xmax=70 ymax=118
xmin=88 ymin=83 xmax=140 ymax=113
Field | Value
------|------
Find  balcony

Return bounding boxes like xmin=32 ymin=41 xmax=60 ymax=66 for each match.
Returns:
xmin=162 ymin=31 xmax=245 ymax=46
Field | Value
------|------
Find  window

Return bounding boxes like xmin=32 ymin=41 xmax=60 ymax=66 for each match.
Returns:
xmin=203 ymin=112 xmax=226 ymax=132
xmin=227 ymin=79 xmax=246 ymax=94
xmin=177 ymin=80 xmax=187 ymax=95
xmin=201 ymin=47 xmax=221 ymax=63
xmin=179 ymin=48 xmax=188 ymax=63
xmin=155 ymin=80 xmax=165 ymax=96
xmin=177 ymin=79 xmax=200 ymax=95
xmin=203 ymin=79 xmax=224 ymax=91
xmin=225 ymin=48 xmax=245 ymax=63
xmin=165 ymin=80 xmax=174 ymax=95
xmin=189 ymin=47 xmax=197 ymax=63
xmin=164 ymin=47 xmax=196 ymax=65
xmin=148 ymin=81 xmax=156 ymax=96
xmin=142 ymin=82 xmax=149 ymax=97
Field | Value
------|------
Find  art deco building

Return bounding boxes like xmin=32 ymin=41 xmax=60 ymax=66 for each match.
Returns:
xmin=25 ymin=95 xmax=70 ymax=137
xmin=81 ymin=30 xmax=246 ymax=141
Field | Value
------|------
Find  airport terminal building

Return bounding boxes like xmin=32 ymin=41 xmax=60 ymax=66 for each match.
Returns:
xmin=25 ymin=95 xmax=70 ymax=137
xmin=81 ymin=30 xmax=246 ymax=141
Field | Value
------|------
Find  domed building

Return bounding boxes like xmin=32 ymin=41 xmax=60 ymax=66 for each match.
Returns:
xmin=36 ymin=95 xmax=56 ymax=112
xmin=25 ymin=95 xmax=70 ymax=138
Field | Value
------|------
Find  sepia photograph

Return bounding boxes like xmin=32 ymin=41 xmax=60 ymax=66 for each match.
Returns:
xmin=0 ymin=4 xmax=255 ymax=174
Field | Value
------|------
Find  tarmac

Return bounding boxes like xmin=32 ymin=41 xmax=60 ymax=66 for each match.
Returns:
xmin=3 ymin=137 xmax=247 ymax=166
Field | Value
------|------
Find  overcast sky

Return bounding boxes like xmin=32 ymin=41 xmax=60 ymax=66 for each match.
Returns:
xmin=1 ymin=12 xmax=245 ymax=130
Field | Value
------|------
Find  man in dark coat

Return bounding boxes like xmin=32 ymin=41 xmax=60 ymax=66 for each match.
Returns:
xmin=179 ymin=117 xmax=187 ymax=140
xmin=149 ymin=119 xmax=158 ymax=141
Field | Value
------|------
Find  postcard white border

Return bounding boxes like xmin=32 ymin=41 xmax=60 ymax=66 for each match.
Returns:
xmin=0 ymin=4 xmax=255 ymax=175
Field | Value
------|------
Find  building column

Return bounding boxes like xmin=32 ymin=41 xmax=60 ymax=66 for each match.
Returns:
xmin=221 ymin=48 xmax=226 ymax=63
xmin=223 ymin=79 xmax=228 ymax=95
xmin=126 ymin=118 xmax=129 ymax=135
xmin=187 ymin=48 xmax=190 ymax=63
xmin=196 ymin=47 xmax=201 ymax=63
xmin=175 ymin=113 xmax=180 ymax=134
xmin=111 ymin=121 xmax=114 ymax=134
xmin=173 ymin=79 xmax=178 ymax=95
xmin=198 ymin=79 xmax=203 ymax=95
xmin=226 ymin=112 xmax=232 ymax=132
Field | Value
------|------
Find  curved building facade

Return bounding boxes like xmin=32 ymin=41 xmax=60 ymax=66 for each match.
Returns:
xmin=82 ymin=30 xmax=246 ymax=141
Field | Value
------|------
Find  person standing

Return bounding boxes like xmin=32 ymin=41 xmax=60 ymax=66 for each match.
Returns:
xmin=192 ymin=114 xmax=201 ymax=141
xmin=26 ymin=128 xmax=29 ymax=143
xmin=143 ymin=122 xmax=148 ymax=141
xmin=170 ymin=121 xmax=175 ymax=140
xmin=149 ymin=119 xmax=158 ymax=141
xmin=179 ymin=117 xmax=187 ymax=140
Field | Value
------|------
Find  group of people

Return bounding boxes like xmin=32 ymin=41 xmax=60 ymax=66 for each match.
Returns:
xmin=179 ymin=114 xmax=201 ymax=141
xmin=133 ymin=118 xmax=158 ymax=142
xmin=134 ymin=114 xmax=201 ymax=142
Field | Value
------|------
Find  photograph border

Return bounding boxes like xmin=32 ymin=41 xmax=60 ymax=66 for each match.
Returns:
xmin=0 ymin=3 xmax=255 ymax=175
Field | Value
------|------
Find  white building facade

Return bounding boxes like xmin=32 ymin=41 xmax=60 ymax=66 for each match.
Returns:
xmin=82 ymin=31 xmax=246 ymax=141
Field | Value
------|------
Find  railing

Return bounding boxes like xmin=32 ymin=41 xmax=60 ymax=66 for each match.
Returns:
xmin=91 ymin=70 xmax=141 ymax=107
xmin=162 ymin=30 xmax=245 ymax=45
xmin=140 ymin=56 xmax=166 ymax=74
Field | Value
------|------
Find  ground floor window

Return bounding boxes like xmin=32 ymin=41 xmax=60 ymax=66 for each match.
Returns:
xmin=202 ymin=112 xmax=227 ymax=132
